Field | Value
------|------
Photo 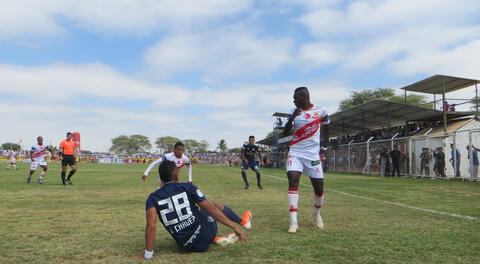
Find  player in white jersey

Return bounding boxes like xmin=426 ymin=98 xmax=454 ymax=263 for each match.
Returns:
xmin=283 ymin=87 xmax=330 ymax=234
xmin=142 ymin=142 xmax=192 ymax=187
xmin=27 ymin=136 xmax=55 ymax=184
xmin=7 ymin=149 xmax=18 ymax=170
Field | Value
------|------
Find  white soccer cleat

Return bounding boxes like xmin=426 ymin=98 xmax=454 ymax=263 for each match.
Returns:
xmin=287 ymin=224 xmax=298 ymax=234
xmin=214 ymin=233 xmax=238 ymax=246
xmin=313 ymin=212 xmax=324 ymax=229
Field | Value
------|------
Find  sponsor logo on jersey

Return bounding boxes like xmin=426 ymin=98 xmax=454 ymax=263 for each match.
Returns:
xmin=196 ymin=189 xmax=204 ymax=198
xmin=290 ymin=118 xmax=321 ymax=145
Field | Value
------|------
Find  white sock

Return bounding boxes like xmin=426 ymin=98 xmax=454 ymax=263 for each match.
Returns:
xmin=313 ymin=193 xmax=324 ymax=215
xmin=39 ymin=171 xmax=46 ymax=179
xmin=288 ymin=187 xmax=299 ymax=226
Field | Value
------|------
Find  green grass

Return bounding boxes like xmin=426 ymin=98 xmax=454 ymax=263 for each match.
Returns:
xmin=1 ymin=163 xmax=479 ymax=264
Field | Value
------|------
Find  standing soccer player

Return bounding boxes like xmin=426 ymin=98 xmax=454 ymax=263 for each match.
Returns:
xmin=59 ymin=132 xmax=78 ymax=185
xmin=240 ymin=136 xmax=263 ymax=189
xmin=27 ymin=136 xmax=55 ymax=184
xmin=142 ymin=142 xmax=192 ymax=186
xmin=7 ymin=148 xmax=18 ymax=170
xmin=135 ymin=160 xmax=251 ymax=259
xmin=283 ymin=87 xmax=330 ymax=233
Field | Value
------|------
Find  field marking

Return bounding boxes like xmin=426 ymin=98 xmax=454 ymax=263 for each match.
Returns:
xmin=261 ymin=173 xmax=479 ymax=221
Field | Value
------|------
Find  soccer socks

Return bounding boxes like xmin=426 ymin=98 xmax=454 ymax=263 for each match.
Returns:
xmin=222 ymin=205 xmax=243 ymax=224
xmin=313 ymin=192 xmax=324 ymax=215
xmin=39 ymin=171 xmax=46 ymax=180
xmin=288 ymin=187 xmax=299 ymax=228
xmin=256 ymin=173 xmax=261 ymax=184
xmin=241 ymin=171 xmax=249 ymax=188
xmin=67 ymin=170 xmax=76 ymax=180
xmin=61 ymin=172 xmax=66 ymax=185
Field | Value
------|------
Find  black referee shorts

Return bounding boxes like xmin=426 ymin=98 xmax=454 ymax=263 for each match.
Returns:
xmin=62 ymin=155 xmax=76 ymax=166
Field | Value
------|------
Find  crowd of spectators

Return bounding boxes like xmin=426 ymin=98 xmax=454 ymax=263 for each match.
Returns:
xmin=329 ymin=122 xmax=435 ymax=146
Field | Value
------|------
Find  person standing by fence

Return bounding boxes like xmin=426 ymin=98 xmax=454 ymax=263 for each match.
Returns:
xmin=433 ymin=147 xmax=446 ymax=178
xmin=466 ymin=145 xmax=479 ymax=180
xmin=450 ymin=144 xmax=461 ymax=177
xmin=390 ymin=145 xmax=401 ymax=177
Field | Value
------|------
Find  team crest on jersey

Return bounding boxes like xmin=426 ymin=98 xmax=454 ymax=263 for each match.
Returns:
xmin=305 ymin=113 xmax=311 ymax=119
xmin=196 ymin=189 xmax=204 ymax=198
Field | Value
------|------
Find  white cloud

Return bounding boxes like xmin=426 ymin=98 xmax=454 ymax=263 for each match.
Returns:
xmin=293 ymin=0 xmax=480 ymax=76
xmin=144 ymin=29 xmax=294 ymax=79
xmin=0 ymin=63 xmax=190 ymax=106
xmin=0 ymin=0 xmax=253 ymax=39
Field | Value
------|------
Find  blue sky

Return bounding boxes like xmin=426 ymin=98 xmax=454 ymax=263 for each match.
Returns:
xmin=1 ymin=0 xmax=479 ymax=152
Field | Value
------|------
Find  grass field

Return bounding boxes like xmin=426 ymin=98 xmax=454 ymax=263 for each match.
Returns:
xmin=1 ymin=162 xmax=479 ymax=264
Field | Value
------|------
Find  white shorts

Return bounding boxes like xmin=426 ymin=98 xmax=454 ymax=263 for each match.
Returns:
xmin=30 ymin=160 xmax=47 ymax=171
xmin=10 ymin=158 xmax=16 ymax=164
xmin=286 ymin=155 xmax=324 ymax=179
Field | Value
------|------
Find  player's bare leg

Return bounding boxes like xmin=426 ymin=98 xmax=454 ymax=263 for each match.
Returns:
xmin=310 ymin=178 xmax=324 ymax=229
xmin=287 ymin=171 xmax=301 ymax=233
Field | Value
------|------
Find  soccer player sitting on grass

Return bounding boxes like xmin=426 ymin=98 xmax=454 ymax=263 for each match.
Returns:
xmin=136 ymin=160 xmax=252 ymax=259
xmin=142 ymin=142 xmax=192 ymax=187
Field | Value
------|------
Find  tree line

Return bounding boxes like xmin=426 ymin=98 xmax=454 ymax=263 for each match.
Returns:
xmin=109 ymin=135 xmax=233 ymax=154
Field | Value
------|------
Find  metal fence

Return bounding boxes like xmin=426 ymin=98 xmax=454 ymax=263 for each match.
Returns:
xmin=263 ymin=128 xmax=480 ymax=181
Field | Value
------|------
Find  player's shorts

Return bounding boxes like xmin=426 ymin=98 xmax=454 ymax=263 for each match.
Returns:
xmin=286 ymin=155 xmax=324 ymax=179
xmin=10 ymin=158 xmax=16 ymax=164
xmin=30 ymin=160 xmax=47 ymax=171
xmin=242 ymin=161 xmax=259 ymax=171
xmin=62 ymin=155 xmax=76 ymax=166
xmin=184 ymin=209 xmax=217 ymax=252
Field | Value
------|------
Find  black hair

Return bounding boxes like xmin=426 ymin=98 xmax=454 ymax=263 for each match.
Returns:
xmin=158 ymin=160 xmax=177 ymax=183
xmin=67 ymin=132 xmax=72 ymax=136
xmin=295 ymin=86 xmax=309 ymax=93
xmin=249 ymin=135 xmax=255 ymax=139
xmin=174 ymin=142 xmax=184 ymax=149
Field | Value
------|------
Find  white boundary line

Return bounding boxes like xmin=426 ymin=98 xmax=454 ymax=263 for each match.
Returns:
xmin=262 ymin=173 xmax=479 ymax=221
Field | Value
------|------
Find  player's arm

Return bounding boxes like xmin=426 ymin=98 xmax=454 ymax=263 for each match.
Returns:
xmin=283 ymin=108 xmax=301 ymax=136
xmin=47 ymin=146 xmax=55 ymax=157
xmin=240 ymin=148 xmax=247 ymax=163
xmin=257 ymin=150 xmax=263 ymax=166
xmin=197 ymin=200 xmax=247 ymax=242
xmin=59 ymin=143 xmax=64 ymax=160
xmin=142 ymin=158 xmax=162 ymax=181
xmin=187 ymin=161 xmax=192 ymax=182
xmin=30 ymin=150 xmax=34 ymax=161
xmin=144 ymin=207 xmax=157 ymax=259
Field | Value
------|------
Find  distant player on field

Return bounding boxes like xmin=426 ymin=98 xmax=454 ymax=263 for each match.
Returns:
xmin=7 ymin=148 xmax=18 ymax=170
xmin=59 ymin=132 xmax=78 ymax=185
xmin=27 ymin=136 xmax=55 ymax=184
xmin=283 ymin=87 xmax=330 ymax=233
xmin=135 ymin=160 xmax=251 ymax=259
xmin=142 ymin=142 xmax=192 ymax=186
xmin=240 ymin=136 xmax=263 ymax=189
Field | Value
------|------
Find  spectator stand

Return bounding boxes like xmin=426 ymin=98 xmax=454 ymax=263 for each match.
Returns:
xmin=258 ymin=74 xmax=480 ymax=181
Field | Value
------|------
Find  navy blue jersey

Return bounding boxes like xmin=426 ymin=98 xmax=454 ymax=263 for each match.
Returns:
xmin=242 ymin=144 xmax=259 ymax=162
xmin=146 ymin=182 xmax=208 ymax=249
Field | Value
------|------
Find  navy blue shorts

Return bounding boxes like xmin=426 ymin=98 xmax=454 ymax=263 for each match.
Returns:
xmin=185 ymin=210 xmax=218 ymax=252
xmin=242 ymin=161 xmax=259 ymax=171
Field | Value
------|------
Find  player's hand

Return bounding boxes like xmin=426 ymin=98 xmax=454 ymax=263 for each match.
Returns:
xmin=233 ymin=226 xmax=248 ymax=242
xmin=243 ymin=158 xmax=248 ymax=163
xmin=291 ymin=108 xmax=302 ymax=118
xmin=142 ymin=175 xmax=147 ymax=181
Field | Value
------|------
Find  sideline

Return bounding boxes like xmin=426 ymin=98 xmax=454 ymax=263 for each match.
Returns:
xmin=262 ymin=172 xmax=479 ymax=221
